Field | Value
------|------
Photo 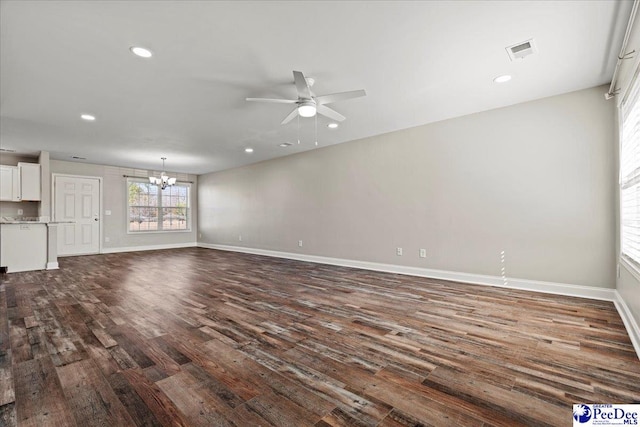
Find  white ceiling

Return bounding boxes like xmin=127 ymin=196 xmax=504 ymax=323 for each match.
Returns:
xmin=0 ymin=0 xmax=632 ymax=174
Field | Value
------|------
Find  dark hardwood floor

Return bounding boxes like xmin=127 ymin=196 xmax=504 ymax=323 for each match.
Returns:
xmin=0 ymin=247 xmax=638 ymax=426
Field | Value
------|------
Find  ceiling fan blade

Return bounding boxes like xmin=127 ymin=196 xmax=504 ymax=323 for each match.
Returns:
xmin=316 ymin=105 xmax=346 ymax=122
xmin=246 ymin=97 xmax=297 ymax=104
xmin=315 ymin=89 xmax=366 ymax=105
xmin=281 ymin=107 xmax=299 ymax=125
xmin=293 ymin=71 xmax=312 ymax=99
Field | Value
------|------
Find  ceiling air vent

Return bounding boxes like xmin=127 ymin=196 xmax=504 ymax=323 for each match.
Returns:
xmin=506 ymin=39 xmax=537 ymax=61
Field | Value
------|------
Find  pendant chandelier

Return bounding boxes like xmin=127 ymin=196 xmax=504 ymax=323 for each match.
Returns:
xmin=149 ymin=157 xmax=176 ymax=190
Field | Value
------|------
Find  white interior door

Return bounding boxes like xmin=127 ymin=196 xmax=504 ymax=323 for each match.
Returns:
xmin=54 ymin=175 xmax=100 ymax=256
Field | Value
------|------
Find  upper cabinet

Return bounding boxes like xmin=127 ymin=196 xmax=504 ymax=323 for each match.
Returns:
xmin=18 ymin=162 xmax=41 ymax=201
xmin=0 ymin=163 xmax=41 ymax=202
xmin=0 ymin=165 xmax=20 ymax=201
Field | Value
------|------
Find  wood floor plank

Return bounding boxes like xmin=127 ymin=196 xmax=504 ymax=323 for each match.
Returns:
xmin=0 ymin=364 xmax=14 ymax=406
xmin=56 ymin=358 xmax=135 ymax=426
xmin=244 ymin=391 xmax=322 ymax=426
xmin=13 ymin=357 xmax=76 ymax=426
xmin=364 ymin=368 xmax=516 ymax=426
xmin=156 ymin=369 xmax=234 ymax=427
xmin=91 ymin=327 xmax=118 ymax=349
xmin=9 ymin=319 xmax=32 ymax=364
xmin=0 ymin=402 xmax=17 ymax=427
xmin=423 ymin=365 xmax=565 ymax=426
xmin=263 ymin=370 xmax=336 ymax=418
xmin=180 ymin=362 xmax=245 ymax=409
xmin=107 ymin=326 xmax=155 ymax=369
xmin=1 ymin=247 xmax=639 ymax=426
xmin=120 ymin=368 xmax=191 ymax=427
xmin=108 ymin=371 xmax=163 ymax=427
xmin=0 ymin=284 xmax=10 ymax=356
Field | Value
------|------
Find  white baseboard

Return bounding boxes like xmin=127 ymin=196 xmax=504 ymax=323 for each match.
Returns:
xmin=198 ymin=243 xmax=616 ymax=301
xmin=613 ymin=290 xmax=640 ymax=359
xmin=46 ymin=262 xmax=59 ymax=270
xmin=102 ymin=242 xmax=197 ymax=254
xmin=199 ymin=243 xmax=639 ymax=361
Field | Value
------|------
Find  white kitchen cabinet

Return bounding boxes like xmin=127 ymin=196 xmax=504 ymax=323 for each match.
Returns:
xmin=0 ymin=165 xmax=20 ymax=201
xmin=18 ymin=162 xmax=41 ymax=201
xmin=0 ymin=223 xmax=47 ymax=272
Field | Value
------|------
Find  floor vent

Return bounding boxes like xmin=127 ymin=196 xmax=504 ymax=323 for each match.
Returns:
xmin=506 ymin=39 xmax=537 ymax=61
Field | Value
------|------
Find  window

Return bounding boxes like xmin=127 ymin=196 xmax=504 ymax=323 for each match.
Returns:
xmin=127 ymin=179 xmax=190 ymax=232
xmin=621 ymin=72 xmax=640 ymax=265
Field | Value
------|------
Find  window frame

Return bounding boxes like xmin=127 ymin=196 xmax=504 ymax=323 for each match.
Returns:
xmin=126 ymin=178 xmax=192 ymax=234
xmin=620 ymin=65 xmax=640 ymax=273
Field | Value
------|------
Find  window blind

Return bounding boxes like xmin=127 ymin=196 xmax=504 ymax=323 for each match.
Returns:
xmin=620 ymin=71 xmax=640 ymax=265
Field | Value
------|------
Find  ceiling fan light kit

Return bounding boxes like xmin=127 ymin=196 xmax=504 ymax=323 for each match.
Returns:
xmin=297 ymin=101 xmax=317 ymax=117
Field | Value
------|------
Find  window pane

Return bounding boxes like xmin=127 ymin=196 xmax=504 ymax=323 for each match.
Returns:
xmin=621 ymin=75 xmax=640 ymax=265
xmin=128 ymin=206 xmax=159 ymax=232
xmin=162 ymin=207 xmax=187 ymax=230
xmin=127 ymin=180 xmax=190 ymax=233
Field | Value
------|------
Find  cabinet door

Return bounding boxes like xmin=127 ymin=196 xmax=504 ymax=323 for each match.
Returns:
xmin=0 ymin=165 xmax=19 ymax=201
xmin=18 ymin=162 xmax=41 ymax=201
xmin=0 ymin=224 xmax=47 ymax=272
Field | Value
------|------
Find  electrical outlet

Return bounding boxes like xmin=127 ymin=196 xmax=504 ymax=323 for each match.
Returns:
xmin=17 ymin=209 xmax=23 ymax=215
xmin=199 ymin=233 xmax=202 ymax=239
xmin=396 ymin=247 xmax=403 ymax=256
xmin=419 ymin=249 xmax=426 ymax=258
xmin=298 ymin=240 xmax=303 ymax=247
xmin=105 ymin=237 xmax=110 ymax=243
xmin=105 ymin=210 xmax=111 ymax=216
xmin=239 ymin=235 xmax=242 ymax=241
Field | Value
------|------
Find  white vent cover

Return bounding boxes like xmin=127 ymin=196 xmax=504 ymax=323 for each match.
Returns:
xmin=506 ymin=39 xmax=537 ymax=61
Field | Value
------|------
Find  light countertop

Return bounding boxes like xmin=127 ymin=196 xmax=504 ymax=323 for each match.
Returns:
xmin=1 ymin=217 xmax=74 ymax=224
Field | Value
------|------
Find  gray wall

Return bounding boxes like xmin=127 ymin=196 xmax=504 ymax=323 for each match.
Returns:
xmin=198 ymin=85 xmax=615 ymax=288
xmin=38 ymin=151 xmax=50 ymax=219
xmin=50 ymin=160 xmax=198 ymax=250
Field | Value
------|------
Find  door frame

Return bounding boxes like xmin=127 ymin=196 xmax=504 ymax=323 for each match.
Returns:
xmin=51 ymin=173 xmax=104 ymax=255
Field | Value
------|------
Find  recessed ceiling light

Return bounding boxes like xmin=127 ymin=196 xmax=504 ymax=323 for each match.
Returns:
xmin=493 ymin=75 xmax=512 ymax=83
xmin=327 ymin=123 xmax=339 ymax=129
xmin=80 ymin=114 xmax=96 ymax=121
xmin=279 ymin=142 xmax=292 ymax=147
xmin=130 ymin=46 xmax=153 ymax=58
xmin=245 ymin=148 xmax=254 ymax=153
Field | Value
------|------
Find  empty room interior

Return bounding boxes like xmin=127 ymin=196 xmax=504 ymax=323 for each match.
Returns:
xmin=1 ymin=1 xmax=640 ymax=426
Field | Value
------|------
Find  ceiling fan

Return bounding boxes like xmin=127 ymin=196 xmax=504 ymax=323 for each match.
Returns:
xmin=246 ymin=71 xmax=366 ymax=125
